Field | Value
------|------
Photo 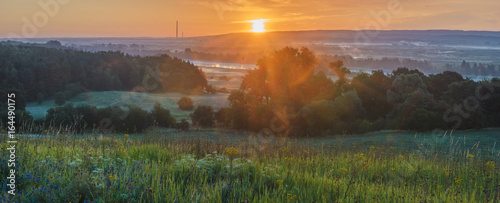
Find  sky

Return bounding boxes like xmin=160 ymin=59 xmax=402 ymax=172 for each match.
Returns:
xmin=1 ymin=0 xmax=499 ymax=38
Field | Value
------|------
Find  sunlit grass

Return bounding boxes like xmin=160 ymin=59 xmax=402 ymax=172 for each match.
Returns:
xmin=1 ymin=130 xmax=499 ymax=202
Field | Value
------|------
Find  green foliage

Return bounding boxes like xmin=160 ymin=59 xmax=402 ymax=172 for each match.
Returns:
xmin=42 ymin=104 xmax=181 ymax=133
xmin=177 ymin=96 xmax=194 ymax=111
xmin=151 ymin=103 xmax=176 ymax=128
xmin=0 ymin=42 xmax=208 ymax=102
xmin=351 ymin=70 xmax=392 ymax=121
xmin=2 ymin=133 xmax=500 ymax=202
xmin=191 ymin=105 xmax=215 ymax=127
xmin=176 ymin=119 xmax=190 ymax=131
xmin=219 ymin=48 xmax=500 ymax=135
xmin=36 ymin=93 xmax=44 ymax=104
xmin=54 ymin=92 xmax=66 ymax=106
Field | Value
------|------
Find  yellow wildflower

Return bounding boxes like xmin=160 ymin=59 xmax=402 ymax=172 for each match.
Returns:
xmin=109 ymin=174 xmax=118 ymax=181
xmin=274 ymin=179 xmax=282 ymax=184
xmin=290 ymin=195 xmax=297 ymax=200
xmin=125 ymin=134 xmax=129 ymax=138
xmin=486 ymin=161 xmax=495 ymax=171
xmin=340 ymin=168 xmax=348 ymax=173
xmin=284 ymin=157 xmax=294 ymax=162
xmin=389 ymin=168 xmax=395 ymax=171
xmin=454 ymin=178 xmax=463 ymax=184
xmin=467 ymin=154 xmax=475 ymax=159
xmin=225 ymin=147 xmax=239 ymax=159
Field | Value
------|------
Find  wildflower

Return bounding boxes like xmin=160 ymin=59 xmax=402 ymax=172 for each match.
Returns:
xmin=146 ymin=188 xmax=155 ymax=193
xmin=391 ymin=147 xmax=395 ymax=151
xmin=486 ymin=161 xmax=495 ymax=171
xmin=44 ymin=130 xmax=47 ymax=133
xmin=467 ymin=154 xmax=475 ymax=159
xmin=290 ymin=195 xmax=297 ymax=200
xmin=389 ymin=168 xmax=395 ymax=171
xmin=340 ymin=168 xmax=348 ymax=173
xmin=109 ymin=174 xmax=118 ymax=181
xmin=398 ymin=155 xmax=404 ymax=159
xmin=284 ymin=157 xmax=294 ymax=162
xmin=437 ymin=185 xmax=443 ymax=189
xmin=225 ymin=147 xmax=239 ymax=160
xmin=274 ymin=179 xmax=282 ymax=184
xmin=125 ymin=134 xmax=129 ymax=138
xmin=454 ymin=178 xmax=463 ymax=184
xmin=370 ymin=146 xmax=375 ymax=150
xmin=445 ymin=171 xmax=450 ymax=177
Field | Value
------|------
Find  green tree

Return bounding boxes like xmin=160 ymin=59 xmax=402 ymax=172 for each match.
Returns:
xmin=36 ymin=93 xmax=44 ymax=104
xmin=54 ymin=92 xmax=66 ymax=106
xmin=151 ymin=103 xmax=176 ymax=128
xmin=190 ymin=105 xmax=215 ymax=127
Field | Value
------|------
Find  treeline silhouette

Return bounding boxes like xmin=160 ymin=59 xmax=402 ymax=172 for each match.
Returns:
xmin=38 ymin=103 xmax=189 ymax=133
xmin=210 ymin=47 xmax=500 ymax=135
xmin=171 ymin=49 xmax=500 ymax=77
xmin=0 ymin=41 xmax=208 ymax=103
xmin=442 ymin=60 xmax=500 ymax=77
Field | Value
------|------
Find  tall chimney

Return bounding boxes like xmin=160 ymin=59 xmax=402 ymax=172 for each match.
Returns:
xmin=176 ymin=21 xmax=178 ymax=38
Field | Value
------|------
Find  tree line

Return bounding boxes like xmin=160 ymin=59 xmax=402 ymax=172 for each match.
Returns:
xmin=195 ymin=47 xmax=500 ymax=135
xmin=171 ymin=48 xmax=500 ymax=77
xmin=0 ymin=41 xmax=208 ymax=104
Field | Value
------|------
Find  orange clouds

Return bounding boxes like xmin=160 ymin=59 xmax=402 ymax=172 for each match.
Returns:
xmin=1 ymin=0 xmax=498 ymax=38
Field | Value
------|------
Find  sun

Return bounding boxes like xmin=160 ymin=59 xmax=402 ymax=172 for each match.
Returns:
xmin=249 ymin=19 xmax=267 ymax=33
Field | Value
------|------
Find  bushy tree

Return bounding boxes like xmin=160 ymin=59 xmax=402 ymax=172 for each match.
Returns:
xmin=190 ymin=106 xmax=215 ymax=127
xmin=176 ymin=119 xmax=190 ymax=131
xmin=177 ymin=97 xmax=194 ymax=111
xmin=54 ymin=92 xmax=66 ymax=106
xmin=151 ymin=103 xmax=176 ymax=128
xmin=351 ymin=70 xmax=392 ymax=121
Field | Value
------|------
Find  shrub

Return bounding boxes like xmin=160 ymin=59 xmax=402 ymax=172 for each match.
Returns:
xmin=190 ymin=105 xmax=215 ymax=127
xmin=151 ymin=103 xmax=176 ymax=128
xmin=177 ymin=97 xmax=194 ymax=111
xmin=54 ymin=92 xmax=66 ymax=105
xmin=206 ymin=85 xmax=217 ymax=94
xmin=176 ymin=119 xmax=190 ymax=131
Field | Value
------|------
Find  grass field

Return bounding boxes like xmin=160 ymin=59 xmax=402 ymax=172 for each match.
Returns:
xmin=25 ymin=67 xmax=243 ymax=120
xmin=1 ymin=128 xmax=499 ymax=202
xmin=26 ymin=91 xmax=230 ymax=121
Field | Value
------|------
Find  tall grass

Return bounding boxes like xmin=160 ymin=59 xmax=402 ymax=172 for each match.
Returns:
xmin=0 ymin=126 xmax=499 ymax=202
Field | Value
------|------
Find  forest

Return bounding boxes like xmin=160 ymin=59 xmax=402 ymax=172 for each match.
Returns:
xmin=213 ymin=47 xmax=500 ymax=134
xmin=1 ymin=45 xmax=500 ymax=135
xmin=0 ymin=41 xmax=208 ymax=103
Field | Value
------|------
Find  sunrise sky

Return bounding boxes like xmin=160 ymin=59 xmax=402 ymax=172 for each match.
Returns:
xmin=1 ymin=0 xmax=499 ymax=38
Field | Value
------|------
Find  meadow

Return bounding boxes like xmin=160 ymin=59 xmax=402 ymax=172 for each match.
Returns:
xmin=1 ymin=127 xmax=499 ymax=202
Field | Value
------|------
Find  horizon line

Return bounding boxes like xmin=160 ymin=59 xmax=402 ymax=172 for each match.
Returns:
xmin=2 ymin=29 xmax=500 ymax=40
